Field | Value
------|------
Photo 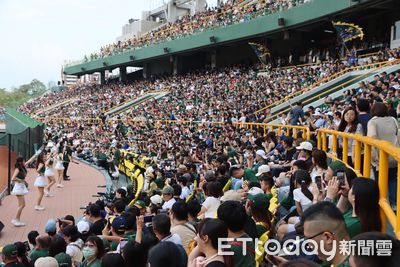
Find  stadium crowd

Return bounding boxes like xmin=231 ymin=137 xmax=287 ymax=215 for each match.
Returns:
xmin=80 ymin=0 xmax=308 ymax=61
xmin=4 ymin=54 xmax=400 ymax=266
xmin=24 ymin=59 xmax=348 ymax=122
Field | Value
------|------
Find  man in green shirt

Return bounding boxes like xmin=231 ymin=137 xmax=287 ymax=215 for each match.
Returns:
xmin=218 ymin=201 xmax=256 ymax=267
xmin=231 ymin=166 xmax=258 ymax=191
xmin=29 ymin=235 xmax=51 ymax=264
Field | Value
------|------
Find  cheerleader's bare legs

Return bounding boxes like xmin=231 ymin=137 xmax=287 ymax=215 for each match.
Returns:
xmin=57 ymin=169 xmax=64 ymax=188
xmin=45 ymin=175 xmax=56 ymax=196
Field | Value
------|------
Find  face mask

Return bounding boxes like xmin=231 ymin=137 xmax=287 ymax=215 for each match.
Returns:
xmin=82 ymin=246 xmax=96 ymax=260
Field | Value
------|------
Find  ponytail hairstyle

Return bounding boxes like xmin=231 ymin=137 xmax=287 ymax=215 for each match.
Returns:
xmin=15 ymin=156 xmax=25 ymax=171
xmin=294 ymin=169 xmax=313 ymax=201
xmin=35 ymin=153 xmax=45 ymax=169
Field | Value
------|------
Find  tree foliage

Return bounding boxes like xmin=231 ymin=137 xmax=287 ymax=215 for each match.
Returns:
xmin=0 ymin=79 xmax=47 ymax=108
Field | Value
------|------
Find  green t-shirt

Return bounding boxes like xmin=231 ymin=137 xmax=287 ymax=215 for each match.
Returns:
xmin=228 ymin=234 xmax=256 ymax=267
xmin=243 ymin=169 xmax=258 ymax=183
xmin=114 ymin=149 xmax=121 ymax=163
xmin=82 ymin=258 xmax=102 ymax=267
xmin=97 ymin=152 xmax=107 ymax=161
xmin=29 ymin=249 xmax=49 ymax=264
xmin=124 ymin=230 xmax=137 ymax=241
xmin=343 ymin=209 xmax=362 ymax=238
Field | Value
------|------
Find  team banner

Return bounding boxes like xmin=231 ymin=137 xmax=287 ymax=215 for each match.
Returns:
xmin=248 ymin=42 xmax=270 ymax=65
xmin=332 ymin=21 xmax=364 ymax=43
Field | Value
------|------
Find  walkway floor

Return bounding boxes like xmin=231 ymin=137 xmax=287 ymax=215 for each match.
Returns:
xmin=0 ymin=161 xmax=105 ymax=246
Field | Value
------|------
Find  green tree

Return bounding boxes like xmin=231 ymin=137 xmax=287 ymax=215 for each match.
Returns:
xmin=0 ymin=79 xmax=47 ymax=108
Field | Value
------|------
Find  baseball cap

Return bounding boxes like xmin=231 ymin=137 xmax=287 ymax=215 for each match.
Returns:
xmin=34 ymin=256 xmax=58 ymax=267
xmin=220 ymin=190 xmax=241 ymax=202
xmin=150 ymin=194 xmax=162 ymax=205
xmin=45 ymin=219 xmax=57 ymax=233
xmin=76 ymin=220 xmax=90 ymax=234
xmin=247 ymin=193 xmax=270 ymax=210
xmin=256 ymin=150 xmax=268 ymax=159
xmin=1 ymin=244 xmax=18 ymax=257
xmin=162 ymin=185 xmax=174 ymax=195
xmin=111 ymin=216 xmax=126 ymax=231
xmin=296 ymin=141 xmax=313 ymax=151
xmin=248 ymin=187 xmax=264 ymax=196
xmin=134 ymin=200 xmax=146 ymax=209
xmin=255 ymin=165 xmax=271 ymax=176
xmin=54 ymin=252 xmax=72 ymax=266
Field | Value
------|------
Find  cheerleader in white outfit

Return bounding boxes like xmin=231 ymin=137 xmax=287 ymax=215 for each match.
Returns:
xmin=11 ymin=152 xmax=40 ymax=226
xmin=33 ymin=153 xmax=48 ymax=211
xmin=55 ymin=146 xmax=65 ymax=188
xmin=44 ymin=151 xmax=56 ymax=197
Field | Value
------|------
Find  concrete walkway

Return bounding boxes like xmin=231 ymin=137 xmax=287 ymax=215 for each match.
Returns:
xmin=0 ymin=161 xmax=105 ymax=246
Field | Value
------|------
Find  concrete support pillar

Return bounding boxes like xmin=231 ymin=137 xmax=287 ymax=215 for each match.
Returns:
xmin=211 ymin=50 xmax=217 ymax=69
xmin=173 ymin=56 xmax=178 ymax=76
xmin=119 ymin=66 xmax=127 ymax=83
xmin=100 ymin=70 xmax=105 ymax=85
xmin=143 ymin=63 xmax=150 ymax=79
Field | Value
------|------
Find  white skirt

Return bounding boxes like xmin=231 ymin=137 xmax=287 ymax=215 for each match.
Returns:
xmin=11 ymin=182 xmax=29 ymax=195
xmin=45 ymin=168 xmax=55 ymax=177
xmin=34 ymin=175 xmax=47 ymax=187
xmin=54 ymin=162 xmax=64 ymax=170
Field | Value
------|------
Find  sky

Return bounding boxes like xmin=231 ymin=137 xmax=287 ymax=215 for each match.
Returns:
xmin=0 ymin=0 xmax=219 ymax=90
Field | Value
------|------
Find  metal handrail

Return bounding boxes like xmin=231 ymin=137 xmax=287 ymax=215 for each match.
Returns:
xmin=255 ymin=60 xmax=394 ymax=115
xmin=263 ymin=59 xmax=400 ymax=122
xmin=317 ymin=128 xmax=400 ymax=238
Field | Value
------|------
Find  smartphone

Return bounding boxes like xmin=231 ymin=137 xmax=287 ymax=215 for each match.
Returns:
xmin=337 ymin=170 xmax=345 ymax=187
xmin=315 ymin=176 xmax=322 ymax=191
xmin=144 ymin=215 xmax=154 ymax=224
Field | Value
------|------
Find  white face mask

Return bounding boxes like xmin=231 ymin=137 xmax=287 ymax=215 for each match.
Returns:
xmin=82 ymin=246 xmax=96 ymax=260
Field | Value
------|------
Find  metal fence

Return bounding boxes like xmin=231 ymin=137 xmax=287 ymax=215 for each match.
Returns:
xmin=0 ymin=119 xmax=44 ymax=196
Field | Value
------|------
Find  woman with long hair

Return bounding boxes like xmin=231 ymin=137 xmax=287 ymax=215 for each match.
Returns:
xmin=368 ymin=102 xmax=399 ymax=208
xmin=277 ymin=169 xmax=316 ymax=240
xmin=337 ymin=107 xmax=363 ymax=166
xmin=54 ymin=145 xmax=65 ymax=188
xmin=188 ymin=218 xmax=232 ymax=267
xmin=331 ymin=177 xmax=381 ymax=238
xmin=310 ymin=149 xmax=328 ymax=183
xmin=10 ymin=153 xmax=38 ymax=226
xmin=44 ymin=150 xmax=56 ymax=197
xmin=33 ymin=153 xmax=48 ymax=211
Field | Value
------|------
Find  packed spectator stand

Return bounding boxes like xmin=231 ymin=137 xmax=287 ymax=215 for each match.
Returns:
xmin=2 ymin=44 xmax=400 ymax=267
xmin=76 ymin=0 xmax=309 ymax=63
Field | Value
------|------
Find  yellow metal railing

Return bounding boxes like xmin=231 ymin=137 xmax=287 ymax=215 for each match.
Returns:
xmin=317 ymin=128 xmax=400 ymax=238
xmin=255 ymin=60 xmax=397 ymax=115
xmin=262 ymin=59 xmax=400 ymax=122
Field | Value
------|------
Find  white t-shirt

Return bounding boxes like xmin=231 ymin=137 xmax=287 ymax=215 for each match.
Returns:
xmin=162 ymin=198 xmax=176 ymax=210
xmin=293 ymin=187 xmax=313 ymax=211
xmin=202 ymin=196 xmax=220 ymax=218
xmin=180 ymin=186 xmax=191 ymax=200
